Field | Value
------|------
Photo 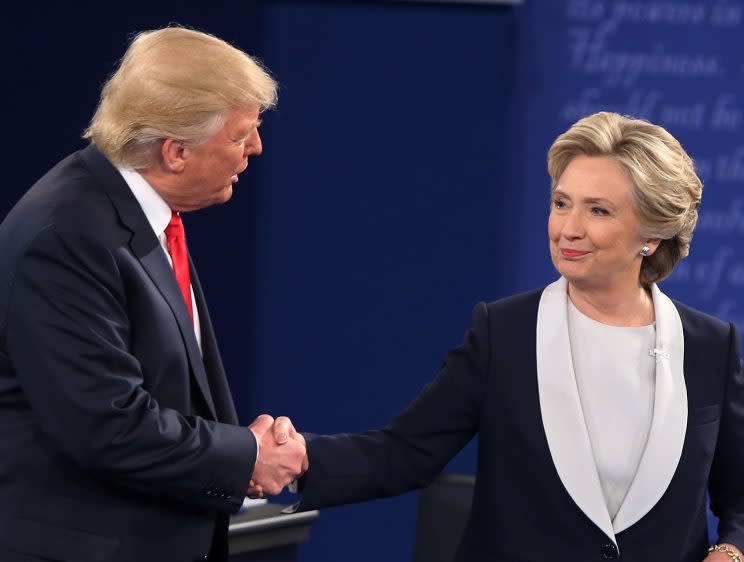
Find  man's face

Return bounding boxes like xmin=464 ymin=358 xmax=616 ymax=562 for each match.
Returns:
xmin=171 ymin=106 xmax=263 ymax=211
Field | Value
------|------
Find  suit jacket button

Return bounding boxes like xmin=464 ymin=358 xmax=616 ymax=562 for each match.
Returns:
xmin=601 ymin=543 xmax=618 ymax=559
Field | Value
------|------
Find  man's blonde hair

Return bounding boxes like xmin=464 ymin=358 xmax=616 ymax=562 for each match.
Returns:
xmin=84 ymin=26 xmax=278 ymax=169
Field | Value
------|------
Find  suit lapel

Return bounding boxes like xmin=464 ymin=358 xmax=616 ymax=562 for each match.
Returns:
xmin=135 ymin=246 xmax=217 ymax=418
xmin=612 ymin=283 xmax=687 ymax=533
xmin=79 ymin=145 xmax=218 ymax=419
xmin=537 ymin=278 xmax=688 ymax=545
xmin=536 ymin=278 xmax=617 ymax=546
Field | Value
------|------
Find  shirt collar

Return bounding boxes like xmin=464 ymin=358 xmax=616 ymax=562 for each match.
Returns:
xmin=116 ymin=167 xmax=172 ymax=237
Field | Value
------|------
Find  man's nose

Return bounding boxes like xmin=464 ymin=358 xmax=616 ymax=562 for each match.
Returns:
xmin=246 ymin=129 xmax=263 ymax=156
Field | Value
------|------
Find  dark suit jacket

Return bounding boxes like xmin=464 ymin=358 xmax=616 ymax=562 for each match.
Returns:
xmin=0 ymin=145 xmax=255 ymax=562
xmin=298 ymin=282 xmax=744 ymax=561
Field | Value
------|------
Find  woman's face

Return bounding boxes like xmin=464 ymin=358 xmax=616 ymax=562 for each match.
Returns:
xmin=548 ymin=155 xmax=649 ymax=292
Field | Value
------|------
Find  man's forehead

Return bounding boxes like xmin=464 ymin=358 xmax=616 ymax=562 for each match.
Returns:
xmin=228 ymin=106 xmax=261 ymax=120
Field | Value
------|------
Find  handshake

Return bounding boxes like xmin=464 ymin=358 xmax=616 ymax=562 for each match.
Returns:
xmin=247 ymin=414 xmax=307 ymax=498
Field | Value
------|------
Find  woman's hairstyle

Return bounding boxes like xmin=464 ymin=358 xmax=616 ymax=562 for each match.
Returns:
xmin=547 ymin=111 xmax=703 ymax=287
xmin=83 ymin=26 xmax=278 ymax=169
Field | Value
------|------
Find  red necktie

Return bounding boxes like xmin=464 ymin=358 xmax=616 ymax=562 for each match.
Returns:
xmin=165 ymin=211 xmax=194 ymax=323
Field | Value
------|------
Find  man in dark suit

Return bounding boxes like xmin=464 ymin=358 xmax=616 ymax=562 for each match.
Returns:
xmin=0 ymin=27 xmax=306 ymax=562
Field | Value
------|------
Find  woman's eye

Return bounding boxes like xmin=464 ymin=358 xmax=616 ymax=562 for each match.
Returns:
xmin=591 ymin=207 xmax=609 ymax=216
xmin=552 ymin=199 xmax=566 ymax=209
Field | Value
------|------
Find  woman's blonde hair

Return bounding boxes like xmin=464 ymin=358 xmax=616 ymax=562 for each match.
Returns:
xmin=547 ymin=111 xmax=702 ymax=287
xmin=84 ymin=26 xmax=278 ymax=169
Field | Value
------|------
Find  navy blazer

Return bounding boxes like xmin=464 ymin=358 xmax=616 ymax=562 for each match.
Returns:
xmin=298 ymin=283 xmax=744 ymax=561
xmin=0 ymin=146 xmax=255 ymax=562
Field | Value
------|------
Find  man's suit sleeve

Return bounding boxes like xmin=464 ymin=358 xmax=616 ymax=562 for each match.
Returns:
xmin=297 ymin=301 xmax=490 ymax=510
xmin=709 ymin=322 xmax=744 ymax=550
xmin=4 ymin=223 xmax=255 ymax=513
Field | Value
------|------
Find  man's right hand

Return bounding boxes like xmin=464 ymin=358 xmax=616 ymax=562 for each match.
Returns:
xmin=248 ymin=414 xmax=307 ymax=496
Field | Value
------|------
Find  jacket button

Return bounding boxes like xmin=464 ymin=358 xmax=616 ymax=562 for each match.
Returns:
xmin=601 ymin=543 xmax=618 ymax=559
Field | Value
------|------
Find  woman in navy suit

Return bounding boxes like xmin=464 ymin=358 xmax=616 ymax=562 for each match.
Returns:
xmin=284 ymin=112 xmax=744 ymax=561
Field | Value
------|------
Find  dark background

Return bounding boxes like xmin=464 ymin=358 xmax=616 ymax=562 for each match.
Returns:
xmin=4 ymin=1 xmax=743 ymax=560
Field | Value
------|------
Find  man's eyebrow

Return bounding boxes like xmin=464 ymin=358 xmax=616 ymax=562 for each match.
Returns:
xmin=241 ymin=119 xmax=262 ymax=134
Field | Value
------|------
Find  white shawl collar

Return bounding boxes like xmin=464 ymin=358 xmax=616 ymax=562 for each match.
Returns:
xmin=536 ymin=277 xmax=687 ymax=548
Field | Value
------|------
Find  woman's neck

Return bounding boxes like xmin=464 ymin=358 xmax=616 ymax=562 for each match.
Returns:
xmin=567 ymin=281 xmax=655 ymax=327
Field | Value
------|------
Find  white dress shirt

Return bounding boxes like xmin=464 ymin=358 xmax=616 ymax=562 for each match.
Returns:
xmin=567 ymin=299 xmax=656 ymax=520
xmin=116 ymin=167 xmax=202 ymax=351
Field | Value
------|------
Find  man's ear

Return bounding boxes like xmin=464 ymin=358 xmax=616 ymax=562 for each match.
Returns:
xmin=161 ymin=138 xmax=187 ymax=173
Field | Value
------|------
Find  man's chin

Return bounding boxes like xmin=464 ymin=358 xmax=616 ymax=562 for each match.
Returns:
xmin=188 ymin=188 xmax=233 ymax=211
xmin=217 ymin=185 xmax=233 ymax=204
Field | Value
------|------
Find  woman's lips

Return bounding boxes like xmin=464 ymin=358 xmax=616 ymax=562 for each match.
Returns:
xmin=560 ymin=249 xmax=589 ymax=258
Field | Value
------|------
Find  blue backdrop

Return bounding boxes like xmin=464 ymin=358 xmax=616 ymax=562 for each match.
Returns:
xmin=4 ymin=1 xmax=744 ymax=561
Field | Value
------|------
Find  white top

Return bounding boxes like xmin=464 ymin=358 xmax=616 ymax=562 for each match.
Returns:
xmin=567 ymin=298 xmax=656 ymax=520
xmin=116 ymin=167 xmax=202 ymax=351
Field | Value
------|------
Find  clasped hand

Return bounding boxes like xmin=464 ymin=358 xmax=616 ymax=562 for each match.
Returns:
xmin=247 ymin=414 xmax=307 ymax=497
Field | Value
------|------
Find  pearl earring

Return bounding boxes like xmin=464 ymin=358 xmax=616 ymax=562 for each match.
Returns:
xmin=640 ymin=246 xmax=650 ymax=257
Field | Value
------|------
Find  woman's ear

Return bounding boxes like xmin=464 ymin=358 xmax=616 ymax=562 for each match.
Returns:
xmin=643 ymin=238 xmax=662 ymax=256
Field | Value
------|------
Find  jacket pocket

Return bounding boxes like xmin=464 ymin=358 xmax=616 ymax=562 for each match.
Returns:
xmin=0 ymin=517 xmax=119 ymax=562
